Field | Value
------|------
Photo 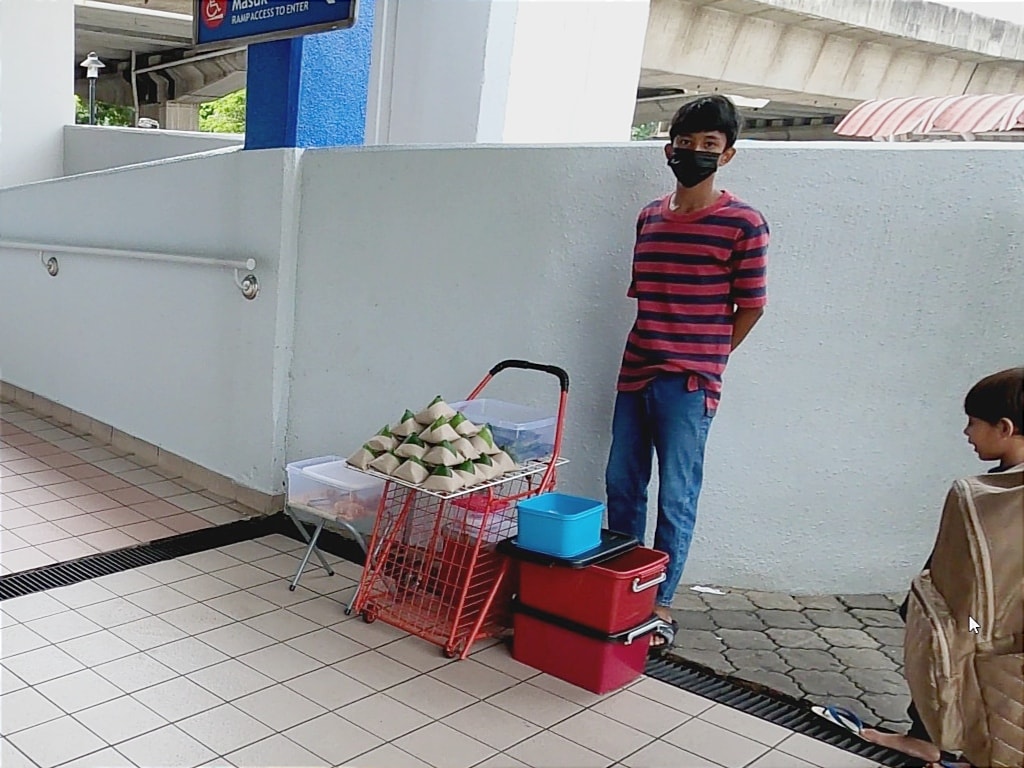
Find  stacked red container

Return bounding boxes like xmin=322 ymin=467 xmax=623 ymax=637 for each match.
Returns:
xmin=500 ymin=533 xmax=670 ymax=693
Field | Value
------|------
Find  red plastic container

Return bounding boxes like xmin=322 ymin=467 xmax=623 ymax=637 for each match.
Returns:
xmin=517 ymin=547 xmax=668 ymax=634
xmin=512 ymin=606 xmax=663 ymax=694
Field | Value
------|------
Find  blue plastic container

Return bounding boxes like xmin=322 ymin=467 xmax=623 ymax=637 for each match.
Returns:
xmin=516 ymin=493 xmax=604 ymax=559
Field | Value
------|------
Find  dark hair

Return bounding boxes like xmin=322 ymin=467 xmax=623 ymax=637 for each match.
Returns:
xmin=964 ymin=367 xmax=1024 ymax=434
xmin=669 ymin=95 xmax=741 ymax=148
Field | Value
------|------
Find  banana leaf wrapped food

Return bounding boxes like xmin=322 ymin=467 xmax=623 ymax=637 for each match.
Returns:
xmin=416 ymin=396 xmax=456 ymax=426
xmin=391 ymin=410 xmax=420 ymax=438
xmin=450 ymin=411 xmax=480 ymax=438
xmin=395 ymin=433 xmax=428 ymax=460
xmin=369 ymin=451 xmax=401 ymax=475
xmin=423 ymin=464 xmax=464 ymax=493
xmin=420 ymin=416 xmax=461 ymax=444
xmin=423 ymin=440 xmax=463 ymax=467
xmin=366 ymin=425 xmax=396 ymax=453
xmin=347 ymin=444 xmax=382 ymax=470
xmin=393 ymin=457 xmax=429 ymax=485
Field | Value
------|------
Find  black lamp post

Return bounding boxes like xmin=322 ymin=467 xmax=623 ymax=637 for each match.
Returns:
xmin=80 ymin=52 xmax=105 ymax=125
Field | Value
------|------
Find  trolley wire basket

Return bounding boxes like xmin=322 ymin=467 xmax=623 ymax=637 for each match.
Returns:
xmin=351 ymin=360 xmax=570 ymax=659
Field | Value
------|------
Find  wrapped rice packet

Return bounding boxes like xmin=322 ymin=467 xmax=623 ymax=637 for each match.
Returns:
xmin=423 ymin=440 xmax=463 ymax=467
xmin=416 ymin=396 xmax=457 ymax=426
xmin=491 ymin=450 xmax=518 ymax=475
xmin=366 ymin=425 xmax=396 ymax=453
xmin=473 ymin=453 xmax=500 ymax=481
xmin=454 ymin=460 xmax=480 ymax=487
xmin=393 ymin=457 xmax=429 ymax=485
xmin=369 ymin=451 xmax=401 ymax=475
xmin=347 ymin=444 xmax=382 ymax=470
xmin=450 ymin=412 xmax=480 ymax=438
xmin=470 ymin=425 xmax=502 ymax=456
xmin=391 ymin=410 xmax=419 ymax=438
xmin=421 ymin=416 xmax=460 ymax=444
xmin=395 ymin=433 xmax=428 ymax=460
xmin=423 ymin=464 xmax=464 ymax=493
xmin=452 ymin=437 xmax=480 ymax=461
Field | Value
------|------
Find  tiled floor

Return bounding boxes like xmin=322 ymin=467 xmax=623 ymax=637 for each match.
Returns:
xmin=0 ymin=405 xmax=253 ymax=575
xmin=0 ymin=535 xmax=882 ymax=768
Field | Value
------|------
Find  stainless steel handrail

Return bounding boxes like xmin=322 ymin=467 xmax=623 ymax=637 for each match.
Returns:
xmin=0 ymin=239 xmax=260 ymax=300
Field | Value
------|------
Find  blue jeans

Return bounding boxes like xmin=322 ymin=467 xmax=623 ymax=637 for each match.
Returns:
xmin=605 ymin=377 xmax=713 ymax=607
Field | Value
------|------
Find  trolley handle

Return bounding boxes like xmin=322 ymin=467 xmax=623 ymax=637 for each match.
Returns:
xmin=488 ymin=359 xmax=570 ymax=393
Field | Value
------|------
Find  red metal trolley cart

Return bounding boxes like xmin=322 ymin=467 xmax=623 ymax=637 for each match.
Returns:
xmin=350 ymin=360 xmax=569 ymax=659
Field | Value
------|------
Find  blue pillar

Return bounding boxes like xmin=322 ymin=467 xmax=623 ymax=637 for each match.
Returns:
xmin=245 ymin=0 xmax=375 ymax=150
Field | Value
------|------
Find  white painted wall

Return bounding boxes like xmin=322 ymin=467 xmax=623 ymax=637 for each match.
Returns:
xmin=2 ymin=141 xmax=1021 ymax=592
xmin=63 ymin=126 xmax=243 ymax=176
xmin=0 ymin=150 xmax=296 ymax=494
xmin=366 ymin=0 xmax=649 ymax=144
xmin=288 ymin=142 xmax=1023 ymax=594
xmin=0 ymin=0 xmax=74 ymax=187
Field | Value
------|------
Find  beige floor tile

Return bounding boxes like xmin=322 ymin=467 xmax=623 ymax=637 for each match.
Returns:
xmin=7 ymin=488 xmax=60 ymax=506
xmin=118 ymin=469 xmax=164 ymax=486
xmin=16 ymin=522 xmax=71 ymax=545
xmin=77 ymin=596 xmax=151 ymax=629
xmin=390 ymin=674 xmax=477 ymax=719
xmin=283 ymin=712 xmax=383 ymax=766
xmin=166 ymin=493 xmax=219 ymax=512
xmin=226 ymin=734 xmax=328 ymax=768
xmin=94 ymin=507 xmax=147 ymax=527
xmin=178 ymin=549 xmax=242 ymax=573
xmin=430 ymin=659 xmax=519 ymax=699
xmin=20 ymin=471 xmax=74 ymax=489
xmin=205 ymin=592 xmax=277 ymax=622
xmin=1 ymin=591 xmax=66 ymax=623
xmin=530 ymin=672 xmax=614 ymax=707
xmin=0 ymin=623 xmax=49 ymax=657
xmin=57 ymin=630 xmax=139 ymax=668
xmin=24 ymin=611 xmax=102 ymax=644
xmin=1 ymin=476 xmax=36 ymax=493
xmin=37 ymin=538 xmax=100 ymax=561
xmin=699 ymin=704 xmax=794 ymax=747
xmin=486 ymin=682 xmax=583 ymax=728
xmin=592 ymin=689 xmax=693 ymax=737
xmin=81 ymin=528 xmax=138 ymax=552
xmin=470 ymin=754 xmax=531 ymax=768
xmin=234 ymin=684 xmax=328 ymax=732
xmin=125 ymin=585 xmax=196 ymax=615
xmin=442 ymin=701 xmax=542 ymax=751
xmin=398 ymin=722 xmax=496 ymax=768
xmin=178 ymin=703 xmax=273 ymax=756
xmin=24 ymin=499 xmax=85 ymax=522
xmin=246 ymin=579 xmax=321 ymax=608
xmin=82 ymin=475 xmax=131 ymax=493
xmin=136 ymin=559 xmax=204 ymax=584
xmin=48 ymin=580 xmax=115 ymax=609
xmin=622 ymin=740 xmax=724 ymax=768
xmin=121 ymin=520 xmax=176 ymax=543
xmin=1 ymin=507 xmax=44 ymax=528
xmin=92 ymin=568 xmax=162 ymax=595
xmin=195 ymin=623 xmax=276 ymax=657
xmin=237 ymin=643 xmax=321 ymax=683
xmin=212 ymin=564 xmax=278 ymax=590
xmin=746 ymin=749 xmax=820 ymax=768
xmin=505 ymin=730 xmax=608 ymax=768
xmin=146 ymin=636 xmax=230 ymax=676
xmin=332 ymin=650 xmax=420 ymax=690
xmin=6 ymin=715 xmax=107 ymax=768
xmin=337 ymin=693 xmax=432 ymax=740
xmin=0 ymin=687 xmax=64 ymax=734
xmin=45 ymin=481 xmax=94 ymax=499
xmin=285 ymin=626 xmax=367 ymax=665
xmin=0 ymin=531 xmax=31 ymax=552
xmin=242 ymin=607 xmax=320 ymax=641
xmin=68 ymin=493 xmax=122 ymax=513
xmin=347 ymin=743 xmax=434 ymax=768
xmin=172 ymin=574 xmax=238 ymax=602
xmin=61 ymin=464 xmax=108 ymax=481
xmin=139 ymin=480 xmax=191 ymax=499
xmin=552 ymin=709 xmax=654 ymax=761
xmin=218 ymin=540 xmax=280 ymax=562
xmin=284 ymin=667 xmax=376 ymax=710
xmin=133 ymin=500 xmax=185 ymax=519
xmin=35 ymin=668 xmax=125 ymax=714
xmin=106 ymin=487 xmax=155 ymax=507
xmin=2 ymin=644 xmax=84 ymax=686
xmin=110 ymin=616 xmax=188 ymax=651
xmin=255 ymin=534 xmax=305 ymax=554
xmin=187 ymin=659 xmax=276 ymax=701
xmin=194 ymin=505 xmax=249 ymax=525
xmin=332 ymin=615 xmax=407 ymax=649
xmin=3 ymin=459 xmax=51 ymax=475
xmin=159 ymin=603 xmax=234 ymax=635
xmin=93 ymin=653 xmax=177 ymax=693
xmin=54 ymin=514 xmax=111 ymax=537
xmin=286 ymin=594 xmax=350 ymax=627
xmin=775 ymin=734 xmax=878 ymax=768
xmin=665 ymin=719 xmax=769 ymax=767
xmin=59 ymin=747 xmax=136 ymax=768
xmin=162 ymin=513 xmax=210 ymax=533
xmin=116 ymin=724 xmax=217 ymax=768
xmin=631 ymin=677 xmax=717 ymax=716
xmin=74 ymin=695 xmax=168 ymax=746
xmin=470 ymin=644 xmax=540 ymax=680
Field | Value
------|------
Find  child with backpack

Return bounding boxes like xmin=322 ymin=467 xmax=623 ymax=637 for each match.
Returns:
xmin=819 ymin=367 xmax=1024 ymax=767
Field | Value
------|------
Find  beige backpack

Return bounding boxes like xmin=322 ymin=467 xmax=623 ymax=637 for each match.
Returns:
xmin=904 ymin=467 xmax=1023 ymax=767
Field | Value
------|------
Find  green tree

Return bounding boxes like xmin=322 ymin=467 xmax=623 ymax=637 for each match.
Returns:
xmin=631 ymin=122 xmax=660 ymax=141
xmin=74 ymin=95 xmax=133 ymax=126
xmin=199 ymin=90 xmax=246 ymax=133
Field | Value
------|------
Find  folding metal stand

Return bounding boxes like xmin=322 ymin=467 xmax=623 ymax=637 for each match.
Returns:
xmin=285 ymin=503 xmax=368 ymax=614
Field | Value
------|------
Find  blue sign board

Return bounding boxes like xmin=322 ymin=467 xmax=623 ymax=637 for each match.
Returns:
xmin=194 ymin=0 xmax=358 ymax=50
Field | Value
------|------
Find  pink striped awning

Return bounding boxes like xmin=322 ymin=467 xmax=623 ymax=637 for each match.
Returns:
xmin=835 ymin=94 xmax=1024 ymax=138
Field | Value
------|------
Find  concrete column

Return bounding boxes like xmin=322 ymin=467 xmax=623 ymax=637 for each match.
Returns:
xmin=0 ymin=0 xmax=74 ymax=186
xmin=245 ymin=0 xmax=377 ymax=150
xmin=367 ymin=0 xmax=650 ymax=144
xmin=160 ymin=102 xmax=200 ymax=133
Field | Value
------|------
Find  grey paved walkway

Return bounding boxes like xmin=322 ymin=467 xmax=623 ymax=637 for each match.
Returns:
xmin=668 ymin=586 xmax=912 ymax=732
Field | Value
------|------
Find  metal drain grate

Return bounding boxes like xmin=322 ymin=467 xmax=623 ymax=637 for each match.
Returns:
xmin=645 ymin=655 xmax=926 ymax=767
xmin=0 ymin=515 xmax=290 ymax=601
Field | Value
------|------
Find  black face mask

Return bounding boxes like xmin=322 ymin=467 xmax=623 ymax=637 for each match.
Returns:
xmin=668 ymin=148 xmax=721 ymax=188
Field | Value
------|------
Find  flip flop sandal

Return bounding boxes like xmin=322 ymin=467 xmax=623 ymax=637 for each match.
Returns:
xmin=811 ymin=705 xmax=865 ymax=737
xmin=648 ymin=619 xmax=678 ymax=657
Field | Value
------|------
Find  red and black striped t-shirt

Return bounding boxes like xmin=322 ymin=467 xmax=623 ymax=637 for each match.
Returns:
xmin=617 ymin=191 xmax=769 ymax=413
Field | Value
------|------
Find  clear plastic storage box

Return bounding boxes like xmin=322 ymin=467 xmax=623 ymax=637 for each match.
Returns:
xmin=286 ymin=456 xmax=384 ymax=534
xmin=449 ymin=398 xmax=556 ymax=463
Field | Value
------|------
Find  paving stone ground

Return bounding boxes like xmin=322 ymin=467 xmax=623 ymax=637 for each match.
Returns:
xmin=668 ymin=585 xmax=912 ymax=732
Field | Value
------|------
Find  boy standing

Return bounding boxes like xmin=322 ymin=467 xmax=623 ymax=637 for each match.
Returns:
xmin=605 ymin=96 xmax=769 ymax=651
